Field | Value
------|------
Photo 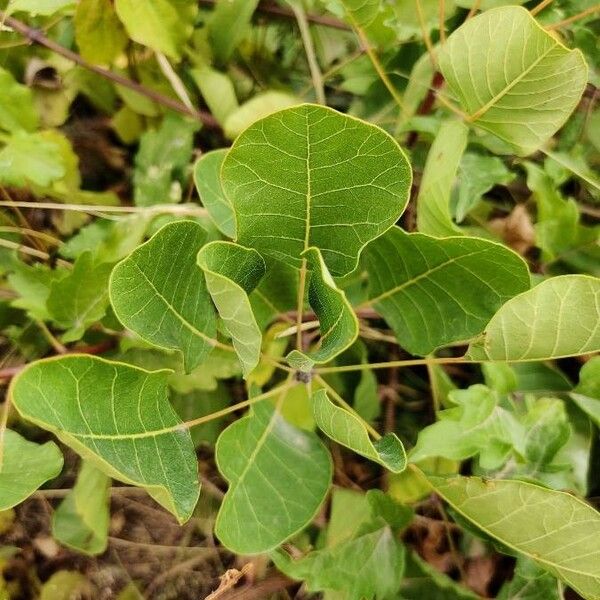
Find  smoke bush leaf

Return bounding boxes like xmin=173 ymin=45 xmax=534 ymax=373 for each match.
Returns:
xmin=467 ymin=275 xmax=600 ymax=361
xmin=0 ymin=429 xmax=63 ymax=510
xmin=110 ymin=221 xmax=218 ymax=373
xmin=193 ymin=149 xmax=236 ymax=238
xmin=287 ymin=247 xmax=358 ymax=371
xmin=10 ymin=355 xmax=200 ymax=524
xmin=52 ymin=461 xmax=110 ymax=555
xmin=215 ymin=400 xmax=332 ymax=554
xmin=428 ymin=475 xmax=600 ymax=598
xmin=439 ymin=6 xmax=588 ymax=155
xmin=221 ymin=104 xmax=412 ymax=276
xmin=312 ymin=390 xmax=407 ymax=473
xmin=197 ymin=241 xmax=265 ymax=377
xmin=364 ymin=229 xmax=530 ymax=355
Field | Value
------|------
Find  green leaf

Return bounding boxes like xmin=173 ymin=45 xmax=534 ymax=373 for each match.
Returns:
xmin=47 ymin=251 xmax=113 ymax=342
xmin=190 ymin=65 xmax=239 ymax=127
xmin=39 ymin=571 xmax=93 ymax=600
xmin=52 ymin=461 xmax=110 ymax=555
xmin=272 ymin=526 xmax=405 ymax=600
xmin=416 ymin=120 xmax=468 ymax=237
xmin=193 ymin=150 xmax=236 ymax=238
xmin=467 ymin=275 xmax=600 ymax=361
xmin=74 ymin=0 xmax=128 ymax=65
xmin=287 ymin=247 xmax=359 ymax=371
xmin=498 ymin=557 xmax=562 ymax=600
xmin=0 ymin=67 xmax=38 ymax=133
xmin=571 ymin=357 xmax=600 ymax=426
xmin=10 ymin=355 xmax=200 ymax=523
xmin=364 ymin=229 xmax=530 ymax=356
xmin=428 ymin=475 xmax=600 ymax=599
xmin=208 ymin=0 xmax=260 ymax=64
xmin=411 ymin=385 xmax=522 ymax=469
xmin=114 ymin=0 xmax=197 ymax=59
xmin=0 ymin=429 xmax=63 ymax=510
xmin=7 ymin=0 xmax=74 ymax=15
xmin=215 ymin=400 xmax=332 ymax=554
xmin=197 ymin=241 xmax=265 ymax=377
xmin=223 ymin=91 xmax=301 ymax=140
xmin=0 ymin=131 xmax=65 ymax=188
xmin=454 ymin=154 xmax=514 ymax=223
xmin=439 ymin=6 xmax=588 ymax=155
xmin=110 ymin=220 xmax=218 ymax=373
xmin=133 ymin=114 xmax=199 ymax=207
xmin=222 ymin=104 xmax=412 ymax=276
xmin=312 ymin=390 xmax=407 ymax=473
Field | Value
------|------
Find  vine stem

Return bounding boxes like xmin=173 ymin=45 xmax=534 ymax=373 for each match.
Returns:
xmin=0 ymin=11 xmax=220 ymax=130
xmin=415 ymin=0 xmax=436 ymax=68
xmin=530 ymin=0 xmax=554 ymax=16
xmin=314 ymin=374 xmax=381 ymax=440
xmin=291 ymin=1 xmax=326 ymax=105
xmin=546 ymin=4 xmax=600 ymax=29
xmin=315 ymin=356 xmax=469 ymax=374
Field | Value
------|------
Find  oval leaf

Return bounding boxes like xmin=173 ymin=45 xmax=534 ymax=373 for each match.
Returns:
xmin=222 ymin=104 xmax=412 ymax=276
xmin=0 ymin=429 xmax=63 ymax=510
xmin=10 ymin=355 xmax=200 ymax=524
xmin=287 ymin=247 xmax=359 ymax=371
xmin=110 ymin=220 xmax=218 ymax=372
xmin=312 ymin=390 xmax=407 ymax=473
xmin=215 ymin=400 xmax=332 ymax=554
xmin=428 ymin=475 xmax=600 ymax=599
xmin=467 ymin=275 xmax=600 ymax=361
xmin=198 ymin=241 xmax=265 ymax=377
xmin=365 ymin=229 xmax=530 ymax=356
xmin=193 ymin=149 xmax=236 ymax=238
xmin=439 ymin=6 xmax=588 ymax=156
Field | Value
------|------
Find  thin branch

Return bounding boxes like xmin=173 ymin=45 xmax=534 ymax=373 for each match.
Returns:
xmin=439 ymin=0 xmax=446 ymax=43
xmin=35 ymin=320 xmax=67 ymax=354
xmin=546 ymin=4 xmax=600 ymax=29
xmin=156 ymin=52 xmax=195 ymax=111
xmin=530 ymin=0 xmax=554 ymax=16
xmin=315 ymin=356 xmax=468 ymax=374
xmin=415 ymin=0 xmax=436 ymax=68
xmin=466 ymin=0 xmax=482 ymax=20
xmin=0 ymin=11 xmax=220 ymax=130
xmin=0 ymin=237 xmax=71 ymax=267
xmin=291 ymin=1 xmax=326 ymax=105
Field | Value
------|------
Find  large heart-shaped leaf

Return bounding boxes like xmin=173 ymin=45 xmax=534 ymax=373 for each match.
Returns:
xmin=193 ymin=149 xmax=236 ymax=238
xmin=312 ymin=390 xmax=406 ymax=473
xmin=439 ymin=6 xmax=588 ymax=155
xmin=428 ymin=475 xmax=600 ymax=599
xmin=221 ymin=104 xmax=412 ymax=276
xmin=287 ymin=247 xmax=359 ymax=371
xmin=467 ymin=275 xmax=600 ymax=361
xmin=10 ymin=355 xmax=200 ymax=523
xmin=110 ymin=220 xmax=217 ymax=372
xmin=416 ymin=119 xmax=468 ymax=237
xmin=0 ymin=429 xmax=63 ymax=510
xmin=197 ymin=241 xmax=265 ymax=377
xmin=364 ymin=228 xmax=530 ymax=355
xmin=215 ymin=400 xmax=332 ymax=554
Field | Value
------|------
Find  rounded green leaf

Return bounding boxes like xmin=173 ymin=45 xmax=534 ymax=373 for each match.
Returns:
xmin=10 ymin=355 xmax=200 ymax=524
xmin=439 ymin=6 xmax=588 ymax=156
xmin=0 ymin=429 xmax=63 ymax=510
xmin=312 ymin=390 xmax=407 ymax=473
xmin=467 ymin=275 xmax=600 ymax=361
xmin=215 ymin=400 xmax=332 ymax=554
xmin=109 ymin=220 xmax=218 ymax=373
xmin=198 ymin=241 xmax=265 ymax=377
xmin=428 ymin=475 xmax=600 ymax=599
xmin=222 ymin=104 xmax=412 ymax=276
xmin=365 ymin=228 xmax=530 ymax=356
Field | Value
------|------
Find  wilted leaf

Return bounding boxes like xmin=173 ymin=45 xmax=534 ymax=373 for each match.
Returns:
xmin=52 ymin=461 xmax=110 ymax=555
xmin=0 ymin=429 xmax=63 ymax=510
xmin=467 ymin=275 xmax=600 ymax=361
xmin=10 ymin=355 xmax=200 ymax=523
xmin=428 ymin=475 xmax=600 ymax=599
xmin=215 ymin=400 xmax=332 ymax=553
xmin=439 ymin=6 xmax=588 ymax=155
xmin=364 ymin=229 xmax=530 ymax=355
xmin=312 ymin=390 xmax=407 ymax=473
xmin=222 ymin=104 xmax=412 ymax=275
xmin=110 ymin=221 xmax=218 ymax=372
xmin=198 ymin=241 xmax=265 ymax=376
